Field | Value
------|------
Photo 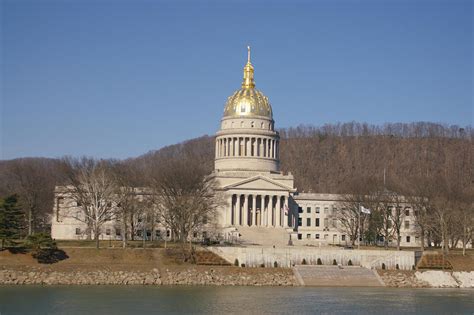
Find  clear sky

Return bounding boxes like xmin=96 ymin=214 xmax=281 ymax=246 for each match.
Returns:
xmin=1 ymin=0 xmax=472 ymax=160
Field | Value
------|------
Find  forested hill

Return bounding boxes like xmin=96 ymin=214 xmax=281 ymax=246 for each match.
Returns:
xmin=132 ymin=122 xmax=472 ymax=194
xmin=0 ymin=122 xmax=472 ymax=232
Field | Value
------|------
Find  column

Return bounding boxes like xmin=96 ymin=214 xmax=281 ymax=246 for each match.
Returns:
xmin=227 ymin=195 xmax=233 ymax=226
xmin=235 ymin=194 xmax=241 ymax=226
xmin=243 ymin=195 xmax=248 ymax=226
xmin=270 ymin=140 xmax=274 ymax=158
xmin=276 ymin=196 xmax=281 ymax=227
xmin=251 ymin=195 xmax=255 ymax=226
xmin=246 ymin=138 xmax=251 ymax=157
xmin=283 ymin=197 xmax=289 ymax=228
xmin=215 ymin=140 xmax=218 ymax=158
xmin=265 ymin=196 xmax=272 ymax=227
xmin=265 ymin=196 xmax=270 ymax=227
xmin=253 ymin=195 xmax=261 ymax=226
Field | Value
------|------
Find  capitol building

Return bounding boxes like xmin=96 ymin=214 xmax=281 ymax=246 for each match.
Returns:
xmin=52 ymin=48 xmax=420 ymax=249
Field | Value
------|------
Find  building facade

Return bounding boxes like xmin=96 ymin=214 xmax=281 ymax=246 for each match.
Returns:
xmin=51 ymin=48 xmax=422 ymax=248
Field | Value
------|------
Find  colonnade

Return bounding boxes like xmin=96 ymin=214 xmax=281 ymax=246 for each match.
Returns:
xmin=226 ymin=194 xmax=288 ymax=228
xmin=216 ymin=136 xmax=279 ymax=159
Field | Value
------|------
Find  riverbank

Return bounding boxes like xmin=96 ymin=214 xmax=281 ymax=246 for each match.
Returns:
xmin=0 ymin=247 xmax=472 ymax=288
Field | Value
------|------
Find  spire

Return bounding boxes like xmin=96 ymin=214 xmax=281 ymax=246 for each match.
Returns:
xmin=242 ymin=45 xmax=255 ymax=89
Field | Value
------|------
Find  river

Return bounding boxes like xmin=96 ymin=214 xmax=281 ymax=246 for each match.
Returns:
xmin=0 ymin=286 xmax=472 ymax=314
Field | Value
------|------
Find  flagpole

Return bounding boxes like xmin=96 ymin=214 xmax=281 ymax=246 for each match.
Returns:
xmin=358 ymin=203 xmax=361 ymax=250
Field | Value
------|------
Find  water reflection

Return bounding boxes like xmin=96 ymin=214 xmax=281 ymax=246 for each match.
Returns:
xmin=0 ymin=286 xmax=472 ymax=315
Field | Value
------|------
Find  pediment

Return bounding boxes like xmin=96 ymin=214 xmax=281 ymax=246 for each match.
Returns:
xmin=222 ymin=175 xmax=294 ymax=192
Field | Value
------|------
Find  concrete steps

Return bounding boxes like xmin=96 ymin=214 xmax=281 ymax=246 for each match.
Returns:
xmin=294 ymin=265 xmax=384 ymax=286
xmin=417 ymin=253 xmax=453 ymax=270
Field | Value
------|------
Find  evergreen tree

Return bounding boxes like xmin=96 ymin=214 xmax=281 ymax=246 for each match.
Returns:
xmin=0 ymin=195 xmax=24 ymax=250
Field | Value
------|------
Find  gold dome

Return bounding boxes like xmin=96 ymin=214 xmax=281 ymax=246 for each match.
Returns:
xmin=223 ymin=47 xmax=273 ymax=119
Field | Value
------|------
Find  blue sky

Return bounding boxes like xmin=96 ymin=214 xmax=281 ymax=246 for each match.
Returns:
xmin=1 ymin=0 xmax=472 ymax=160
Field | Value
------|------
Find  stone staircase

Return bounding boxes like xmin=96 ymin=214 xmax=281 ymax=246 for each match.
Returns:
xmin=417 ymin=253 xmax=453 ymax=270
xmin=294 ymin=265 xmax=384 ymax=286
xmin=236 ymin=227 xmax=293 ymax=246
xmin=194 ymin=250 xmax=231 ymax=266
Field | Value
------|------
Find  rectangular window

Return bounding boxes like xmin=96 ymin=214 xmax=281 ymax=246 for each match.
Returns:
xmin=116 ymin=229 xmax=121 ymax=236
xmin=146 ymin=230 xmax=151 ymax=237
xmin=297 ymin=233 xmax=302 ymax=240
xmin=306 ymin=234 xmax=311 ymax=239
xmin=405 ymin=220 xmax=410 ymax=229
xmin=306 ymin=207 xmax=311 ymax=213
xmin=193 ymin=232 xmax=198 ymax=238
xmin=298 ymin=207 xmax=303 ymax=213
xmin=75 ymin=228 xmax=81 ymax=235
xmin=106 ymin=229 xmax=111 ymax=236
xmin=324 ymin=218 xmax=329 ymax=228
xmin=406 ymin=236 xmax=411 ymax=243
xmin=316 ymin=207 xmax=320 ymax=213
xmin=324 ymin=207 xmax=329 ymax=214
xmin=298 ymin=218 xmax=302 ymax=227
xmin=341 ymin=235 xmax=346 ymax=241
xmin=332 ymin=219 xmax=337 ymax=228
xmin=306 ymin=218 xmax=311 ymax=227
xmin=324 ymin=234 xmax=328 ymax=240
xmin=315 ymin=234 xmax=320 ymax=239
xmin=315 ymin=218 xmax=320 ymax=227
xmin=156 ymin=230 xmax=161 ymax=238
xmin=166 ymin=230 xmax=171 ymax=237
xmin=405 ymin=208 xmax=410 ymax=216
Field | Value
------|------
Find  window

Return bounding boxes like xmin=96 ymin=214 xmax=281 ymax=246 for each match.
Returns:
xmin=332 ymin=219 xmax=337 ymax=228
xmin=156 ymin=230 xmax=161 ymax=238
xmin=315 ymin=218 xmax=320 ymax=227
xmin=406 ymin=236 xmax=411 ymax=243
xmin=324 ymin=234 xmax=328 ymax=240
xmin=240 ymin=104 xmax=246 ymax=113
xmin=315 ymin=234 xmax=320 ymax=239
xmin=116 ymin=229 xmax=121 ymax=236
xmin=146 ymin=230 xmax=151 ymax=237
xmin=203 ymin=231 xmax=208 ymax=239
xmin=306 ymin=234 xmax=311 ymax=239
xmin=324 ymin=207 xmax=329 ymax=214
xmin=75 ymin=228 xmax=81 ymax=235
xmin=298 ymin=218 xmax=302 ymax=227
xmin=404 ymin=220 xmax=410 ymax=229
xmin=316 ymin=207 xmax=320 ymax=213
xmin=306 ymin=207 xmax=311 ymax=213
xmin=333 ymin=207 xmax=337 ymax=213
xmin=193 ymin=232 xmax=198 ymax=238
xmin=298 ymin=207 xmax=303 ymax=213
xmin=251 ymin=121 xmax=255 ymax=128
xmin=297 ymin=233 xmax=302 ymax=240
xmin=166 ymin=230 xmax=171 ymax=237
xmin=341 ymin=235 xmax=346 ymax=241
xmin=324 ymin=218 xmax=329 ymax=228
xmin=405 ymin=208 xmax=410 ymax=216
xmin=106 ymin=229 xmax=111 ymax=236
xmin=306 ymin=218 xmax=311 ymax=226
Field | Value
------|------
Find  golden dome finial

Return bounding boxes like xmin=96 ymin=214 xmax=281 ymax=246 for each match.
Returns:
xmin=242 ymin=45 xmax=255 ymax=89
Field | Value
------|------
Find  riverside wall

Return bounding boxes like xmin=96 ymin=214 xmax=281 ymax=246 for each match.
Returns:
xmin=209 ymin=246 xmax=416 ymax=270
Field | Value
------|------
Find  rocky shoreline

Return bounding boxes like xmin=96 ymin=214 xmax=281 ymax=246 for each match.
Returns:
xmin=0 ymin=268 xmax=297 ymax=286
xmin=1 ymin=268 xmax=472 ymax=288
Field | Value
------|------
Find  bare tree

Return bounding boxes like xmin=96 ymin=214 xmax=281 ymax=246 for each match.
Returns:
xmin=151 ymin=157 xmax=221 ymax=259
xmin=61 ymin=157 xmax=117 ymax=249
xmin=1 ymin=158 xmax=59 ymax=235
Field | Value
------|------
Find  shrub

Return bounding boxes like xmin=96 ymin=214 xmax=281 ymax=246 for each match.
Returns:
xmin=302 ymin=258 xmax=307 ymax=265
xmin=260 ymin=263 xmax=265 ymax=268
xmin=234 ymin=259 xmax=239 ymax=266
xmin=317 ymin=258 xmax=323 ymax=265
xmin=241 ymin=263 xmax=246 ymax=268
xmin=348 ymin=259 xmax=353 ymax=266
xmin=25 ymin=233 xmax=56 ymax=251
xmin=382 ymin=263 xmax=386 ymax=270
xmin=332 ymin=259 xmax=337 ymax=265
xmin=396 ymin=264 xmax=399 ymax=270
xmin=274 ymin=261 xmax=278 ymax=268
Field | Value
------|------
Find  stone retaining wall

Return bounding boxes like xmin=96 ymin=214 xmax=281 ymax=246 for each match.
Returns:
xmin=210 ymin=246 xmax=416 ymax=270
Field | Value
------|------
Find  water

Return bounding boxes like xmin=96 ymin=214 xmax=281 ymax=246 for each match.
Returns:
xmin=0 ymin=286 xmax=472 ymax=315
